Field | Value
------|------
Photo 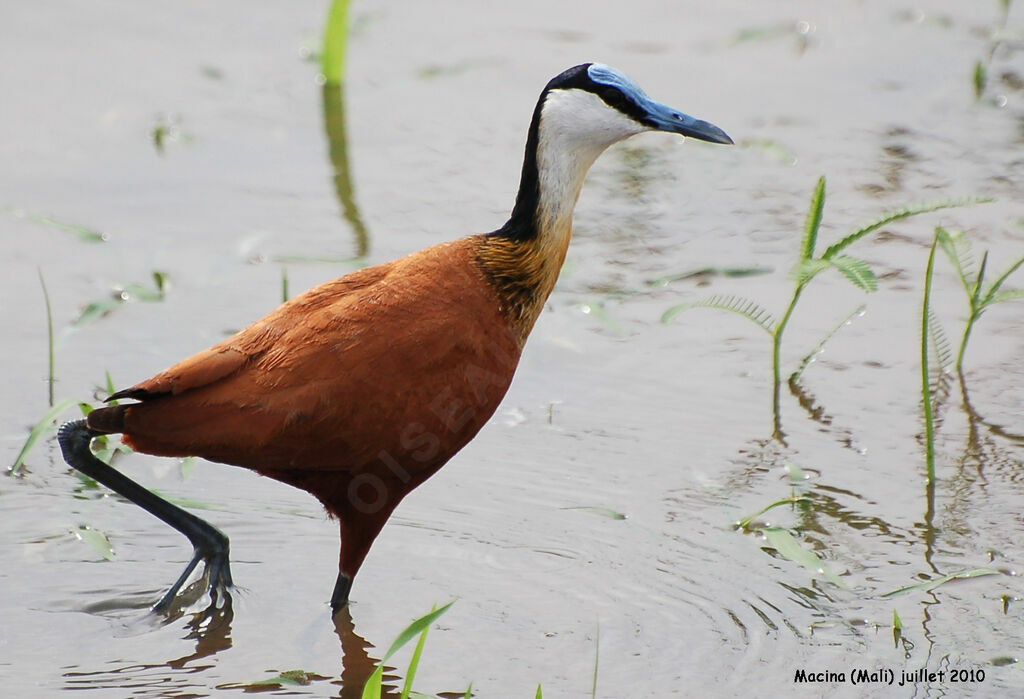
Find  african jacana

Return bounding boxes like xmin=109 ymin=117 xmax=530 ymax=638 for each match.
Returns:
xmin=58 ymin=63 xmax=732 ymax=614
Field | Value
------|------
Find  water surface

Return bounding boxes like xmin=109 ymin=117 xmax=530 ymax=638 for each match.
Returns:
xmin=3 ymin=1 xmax=1023 ymax=696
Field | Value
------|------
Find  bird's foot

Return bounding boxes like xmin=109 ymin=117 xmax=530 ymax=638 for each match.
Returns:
xmin=153 ymin=536 xmax=233 ymax=614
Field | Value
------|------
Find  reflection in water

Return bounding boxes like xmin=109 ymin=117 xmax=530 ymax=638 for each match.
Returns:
xmin=61 ymin=599 xmax=398 ymax=696
xmin=332 ymin=607 xmax=389 ymax=698
xmin=167 ymin=598 xmax=234 ymax=669
xmin=322 ymin=83 xmax=370 ymax=258
xmin=960 ymin=371 xmax=1024 ymax=448
xmin=63 ymin=600 xmax=234 ymax=693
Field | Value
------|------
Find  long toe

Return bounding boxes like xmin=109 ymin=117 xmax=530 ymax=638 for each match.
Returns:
xmin=205 ymin=551 xmax=234 ymax=606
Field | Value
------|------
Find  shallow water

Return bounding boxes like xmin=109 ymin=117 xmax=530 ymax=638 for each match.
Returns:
xmin=3 ymin=0 xmax=1024 ymax=696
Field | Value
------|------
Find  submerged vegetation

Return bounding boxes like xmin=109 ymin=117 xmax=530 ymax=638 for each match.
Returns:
xmin=920 ymin=227 xmax=1024 ymax=482
xmin=662 ymin=175 xmax=989 ymax=440
xmin=6 ymin=1 xmax=1024 ymax=694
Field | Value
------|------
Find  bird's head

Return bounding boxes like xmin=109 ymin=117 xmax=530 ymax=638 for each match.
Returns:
xmin=501 ymin=62 xmax=732 ymax=242
xmin=537 ymin=62 xmax=733 ymax=150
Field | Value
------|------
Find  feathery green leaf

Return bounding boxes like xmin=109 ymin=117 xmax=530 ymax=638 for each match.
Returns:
xmin=801 ymin=176 xmax=826 ymax=261
xmin=822 ymin=197 xmax=993 ymax=260
xmin=987 ymin=289 xmax=1024 ymax=305
xmin=661 ymin=295 xmax=777 ymax=335
xmin=793 ymin=258 xmax=830 ymax=285
xmin=828 ymin=255 xmax=878 ymax=292
xmin=935 ymin=227 xmax=974 ymax=297
xmin=926 ymin=310 xmax=953 ymax=413
xmin=789 ymin=305 xmax=866 ymax=385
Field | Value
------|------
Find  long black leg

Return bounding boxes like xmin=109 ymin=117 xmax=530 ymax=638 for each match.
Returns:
xmin=331 ymin=572 xmax=352 ymax=614
xmin=57 ymin=419 xmax=233 ymax=612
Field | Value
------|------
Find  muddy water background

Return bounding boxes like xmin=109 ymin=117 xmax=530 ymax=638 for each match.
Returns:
xmin=3 ymin=0 xmax=1024 ymax=696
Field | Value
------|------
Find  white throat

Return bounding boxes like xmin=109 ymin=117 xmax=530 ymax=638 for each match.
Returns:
xmin=535 ymin=89 xmax=647 ymax=237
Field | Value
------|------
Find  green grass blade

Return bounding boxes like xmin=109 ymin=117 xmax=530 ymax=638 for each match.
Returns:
xmin=822 ymin=197 xmax=993 ymax=260
xmin=736 ymin=496 xmax=810 ymax=530
xmin=362 ymin=601 xmax=455 ymax=699
xmin=980 ymin=256 xmax=1024 ymax=309
xmin=321 ymin=0 xmax=350 ymax=86
xmin=972 ymin=250 xmax=989 ymax=309
xmin=400 ymin=608 xmax=433 ymax=699
xmin=761 ymin=527 xmax=847 ymax=588
xmin=591 ymin=620 xmax=600 ymax=699
xmin=662 ymin=295 xmax=777 ymax=335
xmin=789 ymin=304 xmax=866 ymax=385
xmin=74 ymin=297 xmax=124 ymax=326
xmin=801 ymin=176 xmax=826 ymax=260
xmin=828 ymin=255 xmax=877 ymax=292
xmin=974 ymin=60 xmax=987 ymax=99
xmin=881 ymin=568 xmax=1001 ymax=598
xmin=536 ymin=685 xmax=543 ymax=699
xmin=9 ymin=398 xmax=76 ymax=476
xmin=463 ymin=681 xmax=473 ymax=699
xmin=921 ymin=235 xmax=939 ymax=484
xmin=104 ymin=370 xmax=117 ymax=400
xmin=361 ymin=667 xmax=383 ymax=699
xmin=3 ymin=206 xmax=107 ymax=242
xmin=39 ymin=269 xmax=55 ymax=406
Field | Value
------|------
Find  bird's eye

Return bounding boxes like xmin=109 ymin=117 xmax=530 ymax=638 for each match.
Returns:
xmin=600 ymin=87 xmax=627 ymax=108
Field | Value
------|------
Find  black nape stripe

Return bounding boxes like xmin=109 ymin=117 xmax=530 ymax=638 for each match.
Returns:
xmin=490 ymin=63 xmax=650 ymax=242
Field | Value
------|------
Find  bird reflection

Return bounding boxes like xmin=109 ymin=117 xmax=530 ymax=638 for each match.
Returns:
xmin=333 ymin=606 xmax=395 ymax=697
xmin=165 ymin=596 xmax=234 ymax=669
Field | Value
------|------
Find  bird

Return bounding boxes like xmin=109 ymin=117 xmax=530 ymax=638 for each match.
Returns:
xmin=58 ymin=62 xmax=732 ymax=615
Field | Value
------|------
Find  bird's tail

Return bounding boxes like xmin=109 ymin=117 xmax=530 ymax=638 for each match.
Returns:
xmin=86 ymin=404 xmax=129 ymax=434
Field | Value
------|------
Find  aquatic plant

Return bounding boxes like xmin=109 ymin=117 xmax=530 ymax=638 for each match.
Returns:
xmin=662 ymin=175 xmax=985 ymax=439
xmin=39 ymin=270 xmax=55 ymax=406
xmin=361 ymin=601 xmax=454 ymax=699
xmin=8 ymin=399 xmax=76 ymax=477
xmin=736 ymin=462 xmax=847 ymax=588
xmin=974 ymin=0 xmax=1017 ymax=100
xmin=74 ymin=271 xmax=169 ymax=326
xmin=3 ymin=206 xmax=106 ymax=242
xmin=919 ymin=227 xmax=1023 ymax=482
xmin=920 ymin=235 xmax=942 ymax=482
xmin=321 ymin=0 xmax=350 ymax=86
xmin=934 ymin=227 xmax=1024 ymax=373
xmin=882 ymin=567 xmax=1001 ymax=598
